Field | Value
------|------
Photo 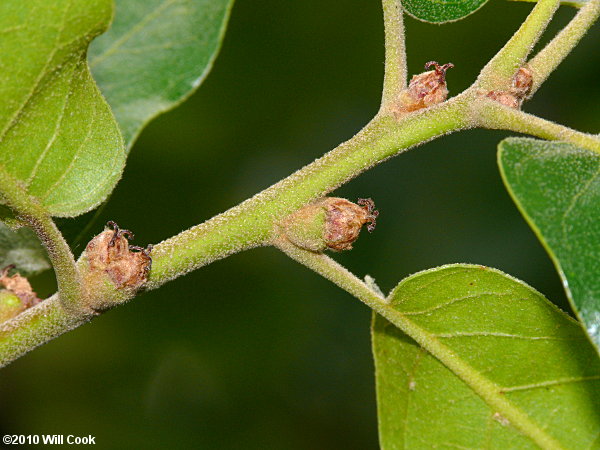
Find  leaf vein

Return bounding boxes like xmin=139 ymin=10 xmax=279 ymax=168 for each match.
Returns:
xmin=25 ymin=63 xmax=78 ymax=188
xmin=434 ymin=331 xmax=578 ymax=340
xmin=0 ymin=0 xmax=71 ymax=144
xmin=89 ymin=0 xmax=179 ymax=68
xmin=401 ymin=292 xmax=511 ymax=316
xmin=501 ymin=375 xmax=600 ymax=392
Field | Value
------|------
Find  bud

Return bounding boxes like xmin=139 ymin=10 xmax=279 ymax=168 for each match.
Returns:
xmin=393 ymin=61 xmax=454 ymax=117
xmin=282 ymin=197 xmax=378 ymax=252
xmin=486 ymin=66 xmax=533 ymax=109
xmin=486 ymin=91 xmax=520 ymax=109
xmin=0 ymin=265 xmax=40 ymax=308
xmin=0 ymin=264 xmax=41 ymax=323
xmin=0 ymin=290 xmax=25 ymax=323
xmin=81 ymin=222 xmax=152 ymax=307
xmin=512 ymin=66 xmax=533 ymax=99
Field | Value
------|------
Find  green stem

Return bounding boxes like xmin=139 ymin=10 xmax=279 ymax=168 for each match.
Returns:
xmin=0 ymin=294 xmax=91 ymax=367
xmin=477 ymin=0 xmax=560 ymax=91
xmin=0 ymin=98 xmax=472 ymax=367
xmin=0 ymin=167 xmax=83 ymax=314
xmin=275 ymin=239 xmax=562 ymax=450
xmin=474 ymin=99 xmax=600 ymax=152
xmin=147 ymin=96 xmax=472 ymax=289
xmin=1 ymin=0 xmax=597 ymax=368
xmin=528 ymin=0 xmax=600 ymax=96
xmin=380 ymin=0 xmax=408 ymax=110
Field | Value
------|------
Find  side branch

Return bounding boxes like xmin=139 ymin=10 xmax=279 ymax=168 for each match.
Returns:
xmin=380 ymin=0 xmax=408 ymax=110
xmin=528 ymin=0 xmax=600 ymax=96
xmin=473 ymin=99 xmax=600 ymax=152
xmin=477 ymin=0 xmax=560 ymax=91
xmin=274 ymin=239 xmax=562 ymax=449
xmin=0 ymin=167 xmax=82 ymax=314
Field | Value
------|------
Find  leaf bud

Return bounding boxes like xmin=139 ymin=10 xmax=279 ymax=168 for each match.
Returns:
xmin=281 ymin=197 xmax=378 ymax=252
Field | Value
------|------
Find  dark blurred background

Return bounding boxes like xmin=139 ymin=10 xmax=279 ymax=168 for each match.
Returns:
xmin=1 ymin=1 xmax=598 ymax=448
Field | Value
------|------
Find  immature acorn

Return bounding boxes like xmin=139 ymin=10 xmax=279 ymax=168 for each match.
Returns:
xmin=281 ymin=197 xmax=378 ymax=252
xmin=0 ymin=265 xmax=41 ymax=323
xmin=0 ymin=290 xmax=24 ymax=323
xmin=486 ymin=66 xmax=533 ymax=109
xmin=81 ymin=221 xmax=152 ymax=306
xmin=393 ymin=61 xmax=454 ymax=116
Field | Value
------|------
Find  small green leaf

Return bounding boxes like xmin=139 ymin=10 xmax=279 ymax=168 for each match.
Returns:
xmin=499 ymin=138 xmax=600 ymax=353
xmin=373 ymin=265 xmax=600 ymax=449
xmin=0 ymin=223 xmax=50 ymax=276
xmin=0 ymin=0 xmax=125 ymax=217
xmin=89 ymin=0 xmax=234 ymax=150
xmin=402 ymin=0 xmax=490 ymax=24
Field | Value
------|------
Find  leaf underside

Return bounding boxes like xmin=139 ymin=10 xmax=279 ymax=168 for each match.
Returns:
xmin=0 ymin=223 xmax=50 ymax=276
xmin=0 ymin=0 xmax=125 ymax=218
xmin=402 ymin=0 xmax=490 ymax=24
xmin=373 ymin=265 xmax=600 ymax=449
xmin=499 ymin=138 xmax=600 ymax=355
xmin=89 ymin=0 xmax=234 ymax=151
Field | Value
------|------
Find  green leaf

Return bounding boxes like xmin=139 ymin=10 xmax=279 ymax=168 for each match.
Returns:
xmin=89 ymin=0 xmax=234 ymax=150
xmin=499 ymin=138 xmax=600 ymax=353
xmin=0 ymin=223 xmax=50 ymax=276
xmin=373 ymin=264 xmax=600 ymax=449
xmin=0 ymin=0 xmax=125 ymax=217
xmin=402 ymin=0 xmax=490 ymax=24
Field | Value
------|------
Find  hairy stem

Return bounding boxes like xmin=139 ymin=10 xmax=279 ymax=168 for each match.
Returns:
xmin=1 ymin=0 xmax=598 ymax=368
xmin=474 ymin=99 xmax=600 ymax=152
xmin=528 ymin=0 xmax=600 ymax=96
xmin=477 ymin=0 xmax=560 ymax=91
xmin=0 ymin=167 xmax=82 ymax=314
xmin=380 ymin=0 xmax=408 ymax=110
xmin=0 ymin=294 xmax=91 ymax=367
xmin=148 ymin=96 xmax=472 ymax=289
xmin=0 ymin=98 xmax=472 ymax=367
xmin=275 ymin=239 xmax=562 ymax=450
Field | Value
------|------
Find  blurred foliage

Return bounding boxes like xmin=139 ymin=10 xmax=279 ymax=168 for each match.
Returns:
xmin=0 ymin=0 xmax=598 ymax=448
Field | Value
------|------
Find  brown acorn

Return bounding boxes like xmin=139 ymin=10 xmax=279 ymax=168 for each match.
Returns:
xmin=393 ymin=61 xmax=454 ymax=117
xmin=281 ymin=197 xmax=378 ymax=252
